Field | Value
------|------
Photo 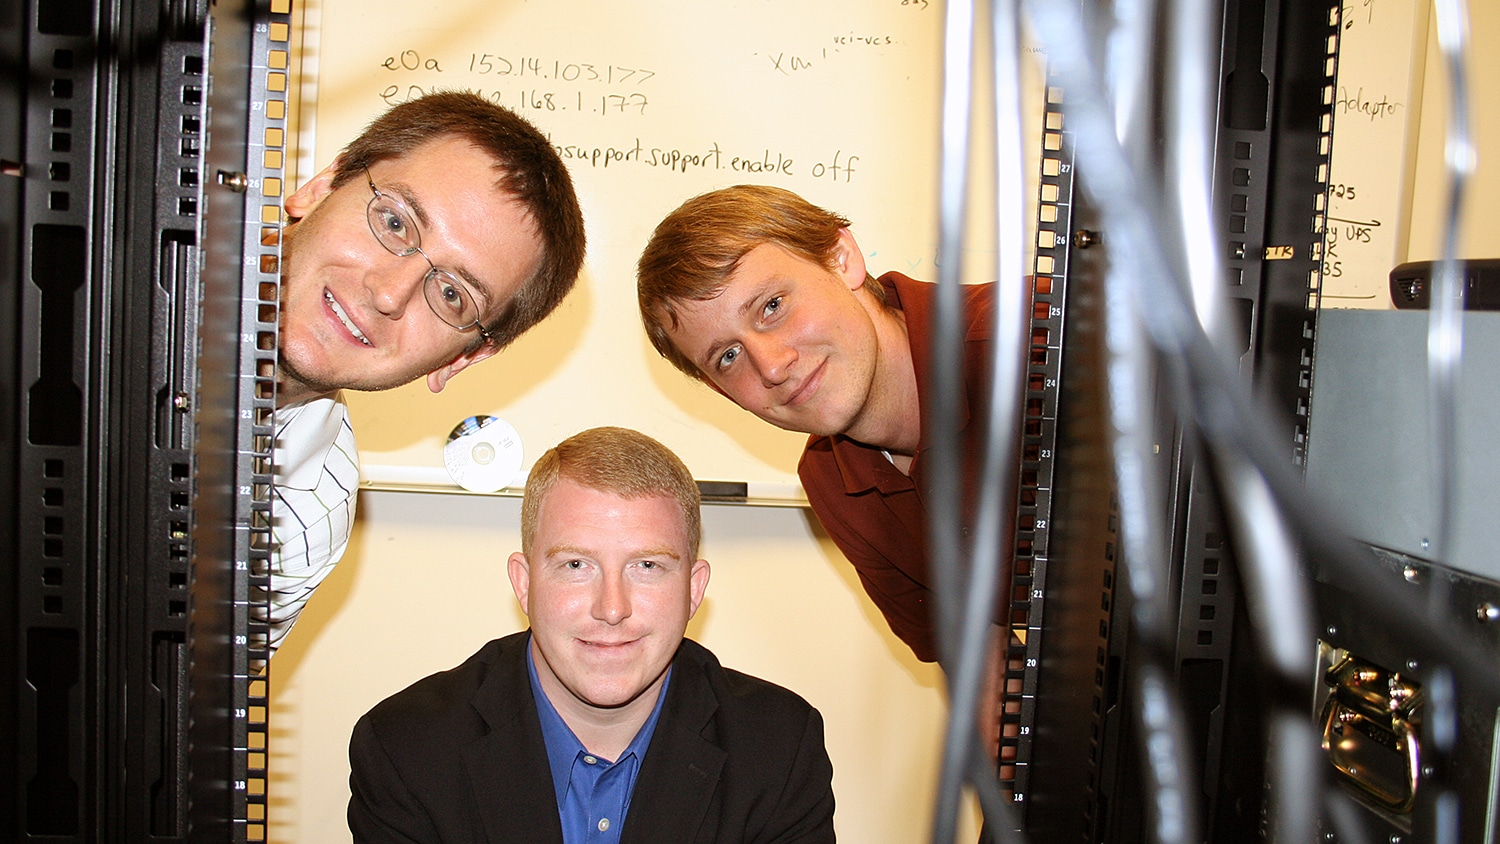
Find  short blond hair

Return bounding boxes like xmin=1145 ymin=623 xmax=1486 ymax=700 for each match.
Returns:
xmin=521 ymin=427 xmax=701 ymax=557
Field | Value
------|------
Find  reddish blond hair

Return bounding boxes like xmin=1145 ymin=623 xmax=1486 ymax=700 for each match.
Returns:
xmin=521 ymin=427 xmax=701 ymax=558
xmin=636 ymin=185 xmax=883 ymax=382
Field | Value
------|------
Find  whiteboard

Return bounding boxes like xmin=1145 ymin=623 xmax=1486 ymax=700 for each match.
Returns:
xmin=296 ymin=0 xmax=1038 ymax=494
xmin=1321 ymin=0 xmax=1430 ymax=307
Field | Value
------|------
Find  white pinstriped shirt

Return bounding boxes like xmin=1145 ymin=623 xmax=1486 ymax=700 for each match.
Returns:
xmin=267 ymin=393 xmax=359 ymax=653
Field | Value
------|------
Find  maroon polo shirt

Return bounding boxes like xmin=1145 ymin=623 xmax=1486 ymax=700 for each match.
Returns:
xmin=798 ymin=272 xmax=996 ymax=663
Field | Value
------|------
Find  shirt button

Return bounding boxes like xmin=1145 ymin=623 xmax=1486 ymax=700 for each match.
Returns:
xmin=583 ymin=755 xmax=597 ymax=765
xmin=598 ymin=818 xmax=611 ymax=832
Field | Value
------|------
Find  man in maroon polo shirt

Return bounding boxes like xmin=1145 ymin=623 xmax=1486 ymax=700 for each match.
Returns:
xmin=635 ymin=185 xmax=1004 ymax=699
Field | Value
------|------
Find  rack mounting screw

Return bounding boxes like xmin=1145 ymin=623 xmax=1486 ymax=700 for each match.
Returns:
xmin=218 ymin=170 xmax=249 ymax=192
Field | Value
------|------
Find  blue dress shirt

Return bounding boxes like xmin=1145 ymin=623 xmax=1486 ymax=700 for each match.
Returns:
xmin=526 ymin=644 xmax=671 ymax=844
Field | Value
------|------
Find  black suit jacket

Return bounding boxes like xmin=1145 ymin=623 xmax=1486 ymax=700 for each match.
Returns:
xmin=348 ymin=632 xmax=836 ymax=843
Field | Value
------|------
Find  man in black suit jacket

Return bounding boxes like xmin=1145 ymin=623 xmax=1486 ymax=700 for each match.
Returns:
xmin=348 ymin=427 xmax=836 ymax=843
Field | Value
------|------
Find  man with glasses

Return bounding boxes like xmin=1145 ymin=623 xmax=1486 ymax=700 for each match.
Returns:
xmin=348 ymin=427 xmax=835 ymax=843
xmin=267 ymin=92 xmax=586 ymax=652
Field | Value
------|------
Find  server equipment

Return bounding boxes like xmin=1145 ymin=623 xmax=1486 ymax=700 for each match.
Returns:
xmin=989 ymin=0 xmax=1340 ymax=839
xmin=1 ymin=0 xmax=282 ymax=839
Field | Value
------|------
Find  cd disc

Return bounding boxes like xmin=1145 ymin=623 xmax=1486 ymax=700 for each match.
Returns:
xmin=443 ymin=415 xmax=523 ymax=493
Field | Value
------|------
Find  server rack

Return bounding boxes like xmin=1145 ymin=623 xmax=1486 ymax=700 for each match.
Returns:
xmin=1 ymin=0 xmax=279 ymax=839
xmin=999 ymin=0 xmax=1339 ymax=838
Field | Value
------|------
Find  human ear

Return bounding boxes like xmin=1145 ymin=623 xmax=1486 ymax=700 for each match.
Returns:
xmin=832 ymin=227 xmax=868 ymax=291
xmin=507 ymin=551 xmax=532 ymax=614
xmin=426 ymin=340 xmax=501 ymax=393
xmin=687 ymin=559 xmax=711 ymax=618
xmin=283 ymin=156 xmax=341 ymax=220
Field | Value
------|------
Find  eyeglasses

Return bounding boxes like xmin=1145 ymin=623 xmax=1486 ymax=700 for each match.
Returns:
xmin=364 ymin=169 xmax=492 ymax=341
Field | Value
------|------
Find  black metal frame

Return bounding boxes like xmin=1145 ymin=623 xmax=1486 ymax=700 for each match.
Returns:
xmin=1 ymin=0 xmax=278 ymax=839
xmin=1004 ymin=0 xmax=1338 ymax=839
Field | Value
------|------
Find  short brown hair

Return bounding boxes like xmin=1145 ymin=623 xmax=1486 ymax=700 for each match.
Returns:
xmin=332 ymin=91 xmax=586 ymax=351
xmin=637 ymin=185 xmax=882 ymax=382
xmin=521 ymin=427 xmax=701 ymax=558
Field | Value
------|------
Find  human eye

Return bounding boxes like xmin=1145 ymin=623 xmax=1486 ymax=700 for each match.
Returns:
xmin=430 ymin=272 xmax=469 ymax=315
xmin=377 ymin=204 xmax=407 ymax=236
xmin=632 ymin=558 xmax=674 ymax=578
xmin=761 ymin=296 xmax=782 ymax=319
xmin=715 ymin=344 xmax=741 ymax=371
xmin=370 ymin=200 xmax=416 ymax=250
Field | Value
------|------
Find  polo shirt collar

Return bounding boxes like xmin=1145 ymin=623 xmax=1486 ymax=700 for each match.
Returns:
xmin=825 ymin=273 xmax=974 ymax=496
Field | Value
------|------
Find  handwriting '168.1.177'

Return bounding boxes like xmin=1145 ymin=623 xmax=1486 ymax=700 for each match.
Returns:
xmin=378 ymin=83 xmax=647 ymax=117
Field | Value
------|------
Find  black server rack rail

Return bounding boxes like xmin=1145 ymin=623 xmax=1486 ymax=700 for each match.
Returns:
xmin=196 ymin=0 xmax=287 ymax=837
xmin=1 ymin=0 xmax=278 ymax=839
xmin=1148 ymin=0 xmax=1338 ymax=839
xmin=998 ymin=76 xmax=1124 ymax=840
xmin=1188 ymin=2 xmax=1339 ymax=839
xmin=1003 ymin=132 xmax=1124 ymax=840
xmin=999 ymin=78 xmax=1075 ymax=811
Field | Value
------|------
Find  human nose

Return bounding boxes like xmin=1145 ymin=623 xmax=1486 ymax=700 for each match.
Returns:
xmin=593 ymin=569 xmax=632 ymax=625
xmin=746 ymin=334 xmax=796 ymax=387
xmin=367 ymin=254 xmax=429 ymax=319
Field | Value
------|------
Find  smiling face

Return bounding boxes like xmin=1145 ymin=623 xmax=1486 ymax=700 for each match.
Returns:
xmin=276 ymin=135 xmax=544 ymax=405
xmin=665 ymin=230 xmax=888 ymax=439
xmin=508 ymin=478 xmax=709 ymax=720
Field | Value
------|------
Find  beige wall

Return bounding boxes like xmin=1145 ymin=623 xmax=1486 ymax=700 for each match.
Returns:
xmin=267 ymin=490 xmax=980 ymax=842
xmin=1405 ymin=1 xmax=1499 ymax=262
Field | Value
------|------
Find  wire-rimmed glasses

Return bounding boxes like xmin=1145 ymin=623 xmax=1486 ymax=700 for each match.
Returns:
xmin=364 ymin=169 xmax=492 ymax=341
